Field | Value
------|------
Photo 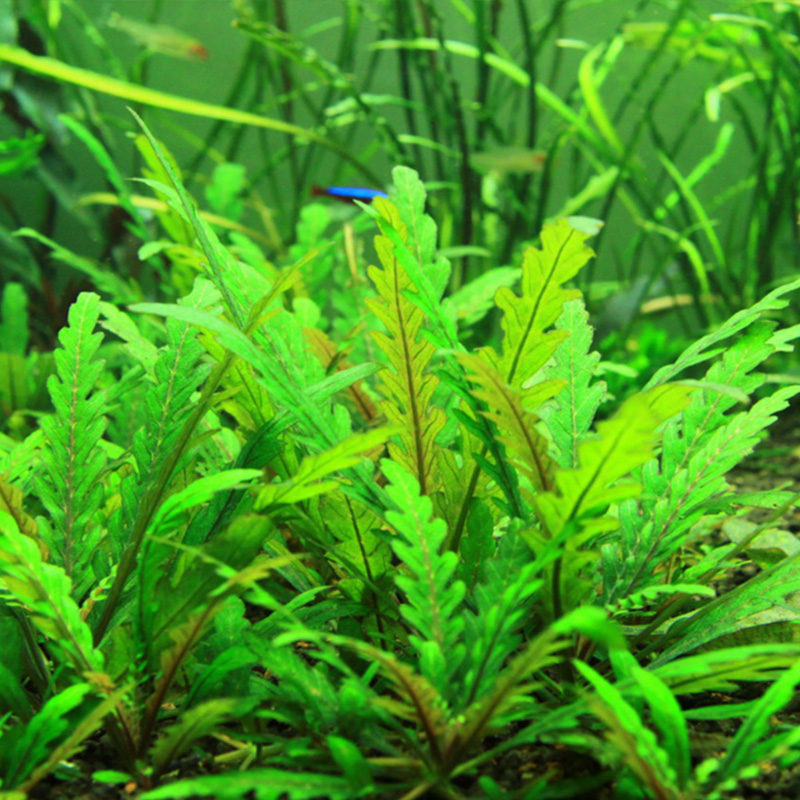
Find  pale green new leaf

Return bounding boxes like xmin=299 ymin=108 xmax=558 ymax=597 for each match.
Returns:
xmin=535 ymin=385 xmax=694 ymax=542
xmin=383 ymin=459 xmax=466 ymax=697
xmin=493 ymin=218 xmax=595 ymax=389
xmin=541 ymin=299 xmax=606 ymax=469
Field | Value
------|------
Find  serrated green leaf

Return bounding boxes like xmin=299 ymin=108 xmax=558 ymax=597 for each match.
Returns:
xmin=383 ymin=459 xmax=466 ymax=698
xmin=542 ymin=299 xmax=606 ymax=469
xmin=35 ymin=292 xmax=108 ymax=594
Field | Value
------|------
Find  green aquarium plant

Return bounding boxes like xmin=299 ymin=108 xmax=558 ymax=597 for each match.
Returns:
xmin=0 ymin=109 xmax=799 ymax=799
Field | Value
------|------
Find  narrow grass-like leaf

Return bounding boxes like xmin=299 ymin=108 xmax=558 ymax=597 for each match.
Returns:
xmin=0 ymin=45 xmax=378 ymax=183
xmin=575 ymin=660 xmax=681 ymax=798
xmin=708 ymin=658 xmax=800 ymax=786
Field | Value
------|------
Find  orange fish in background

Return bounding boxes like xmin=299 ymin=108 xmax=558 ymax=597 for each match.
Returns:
xmin=108 ymin=13 xmax=208 ymax=60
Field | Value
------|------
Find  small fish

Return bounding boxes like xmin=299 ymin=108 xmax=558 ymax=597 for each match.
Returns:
xmin=311 ymin=185 xmax=388 ymax=203
xmin=108 ymin=13 xmax=208 ymax=60
xmin=469 ymin=147 xmax=546 ymax=174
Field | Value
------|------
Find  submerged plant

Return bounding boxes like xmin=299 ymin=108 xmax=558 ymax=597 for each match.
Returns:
xmin=0 ymin=112 xmax=799 ymax=800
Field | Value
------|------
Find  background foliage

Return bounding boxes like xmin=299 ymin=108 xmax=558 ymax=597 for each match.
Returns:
xmin=0 ymin=1 xmax=799 ymax=799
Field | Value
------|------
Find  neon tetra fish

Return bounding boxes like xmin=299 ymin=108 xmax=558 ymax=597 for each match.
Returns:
xmin=311 ymin=185 xmax=388 ymax=203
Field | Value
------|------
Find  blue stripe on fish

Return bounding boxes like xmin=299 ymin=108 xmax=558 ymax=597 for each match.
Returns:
xmin=312 ymin=185 xmax=388 ymax=202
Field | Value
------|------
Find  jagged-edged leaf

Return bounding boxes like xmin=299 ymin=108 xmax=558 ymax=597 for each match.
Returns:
xmin=0 ymin=511 xmax=105 ymax=673
xmin=98 ymin=302 xmax=159 ymax=378
xmin=644 ymin=277 xmax=800 ymax=389
xmin=606 ymin=583 xmax=715 ymax=616
xmin=383 ymin=459 xmax=466 ymax=697
xmin=361 ymin=167 xmax=459 ymax=353
xmin=251 ymin=635 xmax=393 ymax=743
xmin=361 ymin=168 xmax=524 ymax=532
xmin=149 ymin=469 xmax=263 ymax=538
xmin=0 ymin=477 xmax=39 ymax=548
xmin=457 ymin=351 xmax=560 ymax=496
xmin=34 ymin=292 xmax=107 ymax=595
xmin=390 ymin=166 xmax=451 ymax=300
xmin=449 ymin=267 xmax=520 ymax=327
xmin=530 ymin=387 xmax=692 ymax=621
xmin=0 ymin=352 xmax=28 ymax=419
xmin=130 ymin=299 xmax=386 ymax=515
xmin=320 ymin=491 xmax=392 ymax=607
xmin=454 ymin=607 xmax=623 ymax=758
xmin=652 ymin=645 xmax=800 ymax=694
xmin=304 ymin=327 xmax=377 ymax=423
xmin=0 ymin=683 xmax=93 ymax=789
xmin=311 ymin=631 xmax=449 ymax=746
xmin=536 ymin=385 xmax=694 ymax=540
xmin=366 ymin=198 xmax=446 ymax=496
xmin=112 ymin=281 xmax=215 ymax=558
xmin=14 ymin=683 xmax=130 ymax=794
xmin=256 ymin=428 xmax=393 ymax=509
xmin=541 ymin=299 xmax=606 ymax=469
xmin=137 ymin=538 xmax=285 ymax=751
xmin=605 ymin=323 xmax=800 ymax=604
xmin=443 ymin=381 xmax=524 ymax=533
xmin=492 ymin=217 xmax=595 ymax=390
xmin=461 ymin=534 xmax=544 ymax=708
xmin=184 ymin=422 xmax=283 ymax=547
xmin=132 ymin=111 xmax=251 ymax=327
xmin=444 ymin=219 xmax=596 ymax=540
xmin=457 ymin=497 xmax=495 ymax=592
